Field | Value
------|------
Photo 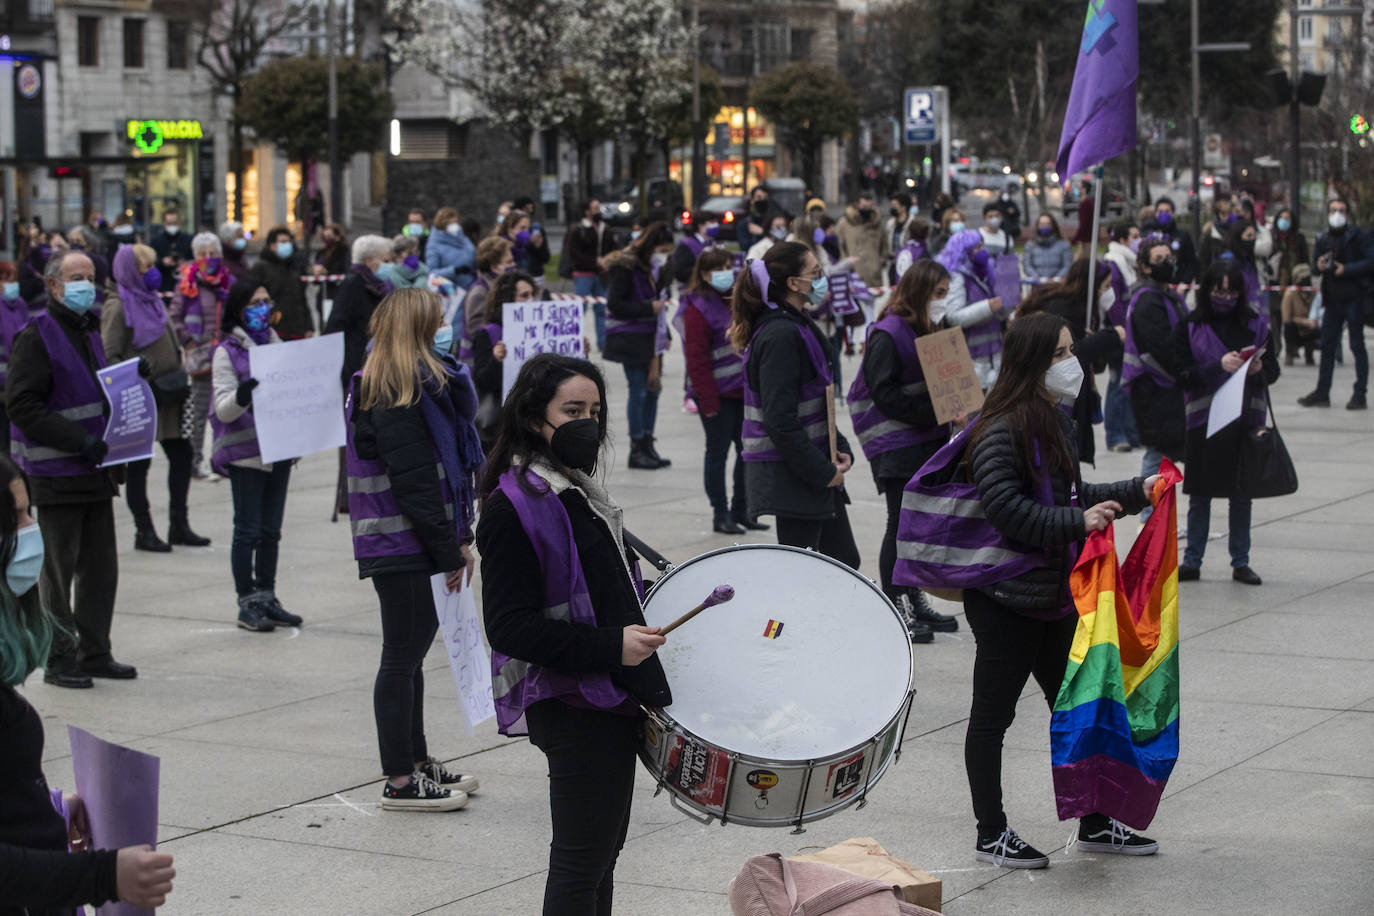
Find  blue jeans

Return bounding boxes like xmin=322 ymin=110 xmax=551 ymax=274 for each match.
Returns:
xmin=1103 ymin=368 xmax=1140 ymax=449
xmin=1183 ymin=494 xmax=1252 ymax=569
xmin=1138 ymin=447 xmax=1164 ymax=524
xmin=623 ymin=364 xmax=659 ymax=440
xmin=228 ymin=463 xmax=292 ymax=597
xmin=575 ymin=275 xmax=608 ymax=351
xmin=698 ymin=397 xmax=746 ymax=517
xmin=1316 ymin=298 xmax=1368 ymax=397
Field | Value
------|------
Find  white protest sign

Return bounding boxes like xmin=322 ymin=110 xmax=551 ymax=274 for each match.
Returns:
xmin=430 ymin=574 xmax=495 ymax=734
xmin=1206 ymin=355 xmax=1254 ymax=438
xmin=502 ymin=299 xmax=584 ymax=400
xmin=248 ymin=333 xmax=346 ymax=464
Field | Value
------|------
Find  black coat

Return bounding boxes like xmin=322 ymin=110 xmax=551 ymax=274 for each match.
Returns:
xmin=1313 ymin=225 xmax=1374 ymax=308
xmin=247 ymin=252 xmax=310 ymax=338
xmin=347 ymin=375 xmax=467 ymax=579
xmin=859 ymin=323 xmax=943 ymax=488
xmin=968 ymin=413 xmax=1148 ymax=611
xmin=1036 ymin=292 xmax=1125 ymax=467
xmin=471 ymin=325 xmax=502 ymax=443
xmin=1127 ymin=285 xmax=1189 ymax=458
xmin=477 ymin=485 xmax=672 ymax=709
xmin=743 ymin=305 xmax=854 ymax=520
xmin=602 ymin=263 xmax=660 ymax=366
xmin=324 ymin=273 xmax=385 ymax=389
xmin=1175 ymin=308 xmax=1281 ymax=498
xmin=151 ymin=229 xmax=193 ymax=291
xmin=564 ymin=223 xmax=619 ymax=274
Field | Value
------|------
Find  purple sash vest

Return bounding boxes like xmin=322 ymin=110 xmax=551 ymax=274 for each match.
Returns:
xmin=678 ymin=290 xmax=743 ymax=399
xmin=679 ymin=235 xmax=712 ymax=260
xmin=959 ymin=270 xmax=1004 ymax=360
xmin=207 ymin=338 xmax=264 ymax=474
xmin=0 ymin=297 xmax=32 ymax=385
xmin=489 ymin=468 xmax=632 ymax=736
xmin=605 ymin=268 xmax=658 ymax=337
xmin=741 ymin=317 xmax=833 ymax=462
xmin=1121 ymin=285 xmax=1189 ymax=394
xmin=1183 ymin=313 xmax=1270 ymax=431
xmin=847 ymin=316 xmax=948 ymax=460
xmin=10 ymin=312 xmax=107 ymax=477
xmin=481 ymin=323 xmax=503 ymax=347
xmin=1104 ymin=261 xmax=1130 ymax=327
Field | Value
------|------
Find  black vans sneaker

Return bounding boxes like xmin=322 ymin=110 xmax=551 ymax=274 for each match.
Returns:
xmin=380 ymin=771 xmax=468 ymax=812
xmin=417 ymin=757 xmax=480 ymax=795
xmin=1076 ymin=817 xmax=1159 ymax=855
xmin=975 ymin=827 xmax=1049 ymax=869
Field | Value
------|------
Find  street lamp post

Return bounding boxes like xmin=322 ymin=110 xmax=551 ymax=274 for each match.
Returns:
xmin=1287 ymin=5 xmax=1361 ymax=230
xmin=326 ymin=0 xmax=341 ymax=225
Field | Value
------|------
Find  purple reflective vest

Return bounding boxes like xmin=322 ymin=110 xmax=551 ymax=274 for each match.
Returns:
xmin=207 ymin=337 xmax=264 ymax=475
xmin=894 ymin=240 xmax=927 ymax=280
xmin=1183 ymin=313 xmax=1270 ymax=431
xmin=678 ymin=289 xmax=743 ymax=400
xmin=605 ymin=268 xmax=658 ymax=337
xmin=10 ymin=312 xmax=107 ymax=478
xmin=679 ymin=235 xmax=712 ymax=260
xmin=489 ymin=468 xmax=633 ymax=736
xmin=846 ymin=315 xmax=947 ymax=460
xmin=457 ymin=275 xmax=491 ymax=365
xmin=958 ymin=270 xmax=1004 ymax=360
xmin=741 ymin=316 xmax=833 ymax=462
xmin=0 ymin=297 xmax=31 ymax=386
xmin=1121 ymin=284 xmax=1189 ymax=394
xmin=1103 ymin=261 xmax=1129 ymax=327
xmin=893 ymin=422 xmax=1054 ymax=592
xmin=480 ymin=323 xmax=502 ymax=348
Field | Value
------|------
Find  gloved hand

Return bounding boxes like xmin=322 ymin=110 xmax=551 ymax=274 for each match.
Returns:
xmin=235 ymin=378 xmax=259 ymax=407
xmin=79 ymin=434 xmax=109 ymax=466
xmin=137 ymin=357 xmax=152 ymax=378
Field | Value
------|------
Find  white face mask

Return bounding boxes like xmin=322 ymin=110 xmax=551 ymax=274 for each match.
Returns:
xmin=986 ymin=216 xmax=1002 ymax=230
xmin=446 ymin=222 xmax=461 ymax=235
xmin=1044 ymin=357 xmax=1085 ymax=401
xmin=928 ymin=296 xmax=948 ymax=325
xmin=1329 ymin=211 xmax=1348 ymax=229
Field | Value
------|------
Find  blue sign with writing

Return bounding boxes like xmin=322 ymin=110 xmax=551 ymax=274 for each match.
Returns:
xmin=904 ymin=88 xmax=937 ymax=144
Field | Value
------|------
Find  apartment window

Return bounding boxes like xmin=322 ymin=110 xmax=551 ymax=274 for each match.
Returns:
xmin=77 ymin=16 xmax=99 ymax=67
xmin=123 ymin=18 xmax=145 ymax=68
xmin=1299 ymin=17 xmax=1313 ymax=42
xmin=1300 ymin=52 xmax=1316 ymax=71
xmin=790 ymin=28 xmax=813 ymax=61
xmin=167 ymin=21 xmax=188 ymax=69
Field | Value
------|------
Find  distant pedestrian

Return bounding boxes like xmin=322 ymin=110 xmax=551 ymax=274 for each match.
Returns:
xmin=380 ymin=234 xmax=430 ymax=290
xmin=939 ymin=229 xmax=1008 ymax=388
xmin=1281 ymin=263 xmax=1320 ymax=366
xmin=1299 ymin=198 xmax=1373 ymax=410
xmin=892 ymin=216 xmax=932 ymax=281
xmin=0 ymin=262 xmax=29 ymax=455
xmin=930 ymin=206 xmax=965 ymax=255
xmin=1071 ymin=179 xmax=1099 ymax=259
xmin=978 ymin=203 xmax=1014 ymax=257
xmin=565 ymin=199 xmax=619 ymax=351
xmin=151 ymin=210 xmax=192 ymax=293
xmin=1143 ymin=197 xmax=1198 ymax=283
xmin=325 ymin=235 xmax=394 ymax=392
xmin=247 ymin=227 xmax=311 ymax=338
xmin=218 ymin=221 xmax=251 ymax=282
xmin=173 ymin=232 xmax=233 ymax=478
xmin=747 ymin=212 xmax=791 ymax=262
xmin=836 ymin=192 xmax=888 ymax=288
xmin=1023 ymin=213 xmax=1073 ymax=281
xmin=472 ymin=270 xmax=536 ymax=447
xmin=886 ymin=192 xmax=920 ymax=270
xmin=670 ymin=212 xmax=719 ymax=286
xmin=1197 ymin=197 xmax=1237 ymax=270
xmin=1257 ymin=205 xmax=1307 ymax=344
xmin=460 ymin=237 xmax=514 ymax=366
xmin=738 ymin=186 xmax=775 ymax=248
xmin=425 ymin=207 xmax=477 ymax=292
xmin=992 ymin=182 xmax=1023 ymax=239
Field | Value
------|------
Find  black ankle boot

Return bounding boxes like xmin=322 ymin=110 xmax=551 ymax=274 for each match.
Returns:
xmin=641 ymin=436 xmax=671 ymax=468
xmin=628 ymin=438 xmax=661 ymax=470
xmin=134 ymin=524 xmax=172 ymax=553
xmin=168 ymin=513 xmax=211 ymax=547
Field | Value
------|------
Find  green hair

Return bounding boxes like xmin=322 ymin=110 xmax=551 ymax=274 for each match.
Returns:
xmin=0 ymin=586 xmax=56 ymax=686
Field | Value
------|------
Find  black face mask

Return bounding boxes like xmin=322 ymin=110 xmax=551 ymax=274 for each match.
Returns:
xmin=889 ymin=206 xmax=900 ymax=218
xmin=548 ymin=417 xmax=600 ymax=473
xmin=1148 ymin=260 xmax=1176 ymax=285
xmin=590 ymin=213 xmax=602 ymax=224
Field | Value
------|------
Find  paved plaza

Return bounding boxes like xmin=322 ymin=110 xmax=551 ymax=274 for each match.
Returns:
xmin=21 ymin=346 xmax=1374 ymax=915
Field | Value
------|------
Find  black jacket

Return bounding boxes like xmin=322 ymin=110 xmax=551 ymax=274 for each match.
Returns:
xmin=602 ymin=263 xmax=661 ymax=366
xmin=1313 ymin=225 xmax=1374 ymax=308
xmin=6 ymin=302 xmax=121 ymax=506
xmin=564 ymin=223 xmax=618 ymax=274
xmin=1127 ymin=284 xmax=1189 ymax=458
xmin=968 ymin=414 xmax=1148 ymax=611
xmin=324 ymin=273 xmax=385 ymax=390
xmin=247 ymin=252 xmax=310 ymax=338
xmin=1158 ymin=224 xmax=1198 ymax=284
xmin=860 ymin=324 xmax=943 ymax=488
xmin=477 ymin=485 xmax=672 ymax=709
xmin=151 ymin=229 xmax=192 ymax=291
xmin=348 ymin=376 xmax=466 ymax=579
xmin=671 ymin=238 xmax=707 ymax=285
xmin=743 ymin=306 xmax=854 ymax=520
xmin=1036 ymin=292 xmax=1125 ymax=466
xmin=471 ymin=325 xmax=502 ymax=443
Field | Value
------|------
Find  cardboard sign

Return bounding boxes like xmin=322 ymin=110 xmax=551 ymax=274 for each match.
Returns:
xmin=502 ymin=299 xmax=584 ymax=399
xmin=915 ymin=326 xmax=985 ymax=424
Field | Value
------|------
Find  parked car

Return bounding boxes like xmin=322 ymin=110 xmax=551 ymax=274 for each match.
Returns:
xmin=689 ymin=195 xmax=747 ymax=230
xmin=600 ymin=178 xmax=686 ymax=228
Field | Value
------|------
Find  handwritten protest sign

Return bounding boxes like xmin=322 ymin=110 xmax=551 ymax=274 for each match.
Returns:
xmin=96 ymin=358 xmax=156 ymax=467
xmin=431 ymin=574 xmax=496 ymax=734
xmin=502 ymin=299 xmax=584 ymax=399
xmin=69 ymin=727 xmax=160 ymax=916
xmin=915 ymin=326 xmax=985 ymax=424
xmin=993 ymin=253 xmax=1022 ymax=311
xmin=249 ymin=333 xmax=346 ymax=464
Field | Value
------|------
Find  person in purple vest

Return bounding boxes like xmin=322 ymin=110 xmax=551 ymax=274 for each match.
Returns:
xmin=209 ymin=281 xmax=302 ymax=633
xmin=848 ymin=259 xmax=957 ymax=642
xmin=174 ymin=232 xmax=234 ymax=480
xmin=732 ymin=241 xmax=860 ymax=566
xmin=962 ymin=311 xmax=1158 ymax=868
xmin=476 ymin=352 xmax=670 ymax=915
xmin=459 ymin=237 xmax=514 ymax=366
xmin=6 ymin=250 xmax=129 ymax=688
xmin=1174 ymin=260 xmax=1279 ymax=585
xmin=346 ymin=287 xmax=484 ymax=812
xmin=604 ymin=222 xmax=675 ymax=470
xmin=891 ymin=215 xmax=932 ymax=282
xmin=669 ymin=211 xmax=719 ymax=286
xmin=0 ymin=261 xmax=32 ymax=455
xmin=939 ymin=229 xmax=1008 ymax=390
xmin=472 ymin=270 xmax=536 ymax=447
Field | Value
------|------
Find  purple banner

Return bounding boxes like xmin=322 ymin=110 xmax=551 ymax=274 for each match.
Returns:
xmin=993 ymin=254 xmax=1023 ymax=311
xmin=96 ymin=357 xmax=156 ymax=468
xmin=68 ymin=726 xmax=160 ymax=916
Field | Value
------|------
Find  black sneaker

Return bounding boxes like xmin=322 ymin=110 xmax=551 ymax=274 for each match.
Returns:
xmin=260 ymin=595 xmax=303 ymax=627
xmin=896 ymin=594 xmax=935 ymax=644
xmin=236 ymin=603 xmax=276 ymax=632
xmin=1297 ymin=391 xmax=1331 ymax=407
xmin=909 ymin=589 xmax=958 ymax=632
xmin=1076 ymin=817 xmax=1159 ymax=855
xmin=417 ymin=757 xmax=480 ymax=794
xmin=1347 ymin=395 xmax=1367 ymax=411
xmin=381 ymin=771 xmax=468 ymax=811
xmin=975 ymin=827 xmax=1049 ymax=869
xmin=1232 ymin=566 xmax=1262 ymax=586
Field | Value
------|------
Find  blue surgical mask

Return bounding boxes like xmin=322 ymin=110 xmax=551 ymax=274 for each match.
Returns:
xmin=432 ymin=325 xmax=453 ymax=356
xmin=709 ymin=270 xmax=734 ymax=292
xmin=630 ymin=230 xmax=642 ymax=241
xmin=274 ymin=241 xmax=294 ymax=259
xmin=770 ymin=226 xmax=788 ymax=241
xmin=62 ymin=279 xmax=97 ymax=314
xmin=949 ymin=221 xmax=966 ymax=234
xmin=2 ymin=282 xmax=17 ymax=300
xmin=243 ymin=302 xmax=272 ymax=331
xmin=234 ymin=238 xmax=247 ymax=251
xmin=1276 ymin=217 xmax=1292 ymax=232
xmin=6 ymin=524 xmax=43 ymax=597
xmin=805 ymin=275 xmax=829 ymax=306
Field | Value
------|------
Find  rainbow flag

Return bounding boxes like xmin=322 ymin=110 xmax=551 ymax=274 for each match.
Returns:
xmin=1050 ymin=459 xmax=1184 ymax=830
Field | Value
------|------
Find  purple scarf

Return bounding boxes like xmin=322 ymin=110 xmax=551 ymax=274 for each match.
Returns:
xmin=351 ymin=263 xmax=394 ymax=299
xmin=114 ymin=244 xmax=169 ymax=350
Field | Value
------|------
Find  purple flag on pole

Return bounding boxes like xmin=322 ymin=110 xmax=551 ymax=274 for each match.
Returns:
xmin=1056 ymin=0 xmax=1139 ymax=181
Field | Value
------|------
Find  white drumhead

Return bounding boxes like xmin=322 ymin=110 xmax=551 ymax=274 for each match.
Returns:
xmin=642 ymin=544 xmax=913 ymax=761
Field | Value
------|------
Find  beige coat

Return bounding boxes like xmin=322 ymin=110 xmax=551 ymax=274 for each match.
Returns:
xmin=835 ymin=205 xmax=890 ymax=287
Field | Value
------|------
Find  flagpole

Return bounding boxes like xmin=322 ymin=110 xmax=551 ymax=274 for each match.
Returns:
xmin=1085 ymin=165 xmax=1105 ymax=331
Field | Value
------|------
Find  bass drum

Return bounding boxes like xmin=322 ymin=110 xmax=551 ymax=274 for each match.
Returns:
xmin=638 ymin=543 xmax=915 ymax=830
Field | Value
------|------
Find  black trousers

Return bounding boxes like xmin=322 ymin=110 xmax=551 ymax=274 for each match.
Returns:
xmin=526 ymin=700 xmax=639 ymax=916
xmin=775 ymin=494 xmax=861 ymax=570
xmin=371 ymin=570 xmax=438 ymax=776
xmin=39 ymin=499 xmax=119 ymax=667
xmin=697 ymin=397 xmax=747 ymax=519
xmin=879 ymin=484 xmax=906 ymax=601
xmin=124 ymin=438 xmax=194 ymax=528
xmin=963 ymin=588 xmax=1076 ymax=837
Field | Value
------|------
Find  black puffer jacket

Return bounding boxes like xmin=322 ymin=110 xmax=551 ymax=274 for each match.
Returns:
xmin=247 ymin=251 xmax=310 ymax=338
xmin=968 ymin=413 xmax=1148 ymax=612
xmin=1127 ymin=284 xmax=1189 ymax=458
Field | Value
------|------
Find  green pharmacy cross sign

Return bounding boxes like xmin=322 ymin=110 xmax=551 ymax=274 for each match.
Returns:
xmin=126 ymin=119 xmax=204 ymax=154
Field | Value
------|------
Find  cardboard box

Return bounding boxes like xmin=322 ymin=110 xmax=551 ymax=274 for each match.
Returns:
xmin=790 ymin=837 xmax=942 ymax=912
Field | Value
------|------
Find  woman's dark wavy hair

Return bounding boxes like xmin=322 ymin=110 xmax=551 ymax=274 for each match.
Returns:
xmin=964 ymin=311 xmax=1076 ymax=476
xmin=484 ymin=270 xmax=537 ymax=325
xmin=478 ymin=353 xmax=609 ymax=503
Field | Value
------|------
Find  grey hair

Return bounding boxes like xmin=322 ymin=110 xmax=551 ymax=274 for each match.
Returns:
xmin=67 ymin=225 xmax=96 ymax=249
xmin=191 ymin=231 xmax=222 ymax=258
xmin=351 ymin=234 xmax=390 ymax=265
xmin=217 ymin=221 xmax=242 ymax=242
xmin=43 ymin=249 xmax=88 ymax=285
xmin=391 ymin=234 xmax=418 ymax=257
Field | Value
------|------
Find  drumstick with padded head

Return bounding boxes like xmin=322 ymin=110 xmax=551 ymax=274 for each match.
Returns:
xmin=659 ymin=584 xmax=735 ymax=636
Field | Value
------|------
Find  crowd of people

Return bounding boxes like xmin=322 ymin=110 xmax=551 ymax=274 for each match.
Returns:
xmin=1 ymin=174 xmax=1369 ymax=914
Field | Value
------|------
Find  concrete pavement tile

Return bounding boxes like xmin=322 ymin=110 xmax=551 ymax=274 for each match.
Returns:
xmin=1181 ymin=646 xmax=1374 ymax=710
xmin=1186 ymin=611 xmax=1374 ymax=661
xmin=421 ymin=873 xmax=730 ymax=915
xmin=1246 ymin=710 xmax=1374 ymax=779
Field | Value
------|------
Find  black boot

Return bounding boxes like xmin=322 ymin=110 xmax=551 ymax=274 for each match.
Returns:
xmin=168 ymin=512 xmax=211 ymax=547
xmin=713 ymin=514 xmax=745 ymax=534
xmin=641 ymin=435 xmax=671 ymax=468
xmin=134 ymin=515 xmax=172 ymax=553
xmin=731 ymin=510 xmax=770 ymax=531
xmin=628 ymin=438 xmax=661 ymax=470
xmin=908 ymin=588 xmax=958 ymax=632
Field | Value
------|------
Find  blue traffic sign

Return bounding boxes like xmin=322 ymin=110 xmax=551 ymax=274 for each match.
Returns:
xmin=904 ymin=88 xmax=937 ymax=144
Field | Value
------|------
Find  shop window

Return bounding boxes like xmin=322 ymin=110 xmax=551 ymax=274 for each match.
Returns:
xmin=77 ymin=16 xmax=99 ymax=67
xmin=167 ymin=21 xmax=188 ymax=69
xmin=123 ymin=18 xmax=145 ymax=69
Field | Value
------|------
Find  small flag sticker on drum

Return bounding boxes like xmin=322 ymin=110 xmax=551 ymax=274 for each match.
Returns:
xmin=762 ymin=619 xmax=784 ymax=639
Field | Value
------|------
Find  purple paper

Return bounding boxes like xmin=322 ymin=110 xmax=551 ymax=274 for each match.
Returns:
xmin=993 ymin=254 xmax=1023 ymax=311
xmin=68 ymin=726 xmax=160 ymax=916
xmin=1056 ymin=0 xmax=1138 ymax=180
xmin=96 ymin=357 xmax=157 ymax=468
